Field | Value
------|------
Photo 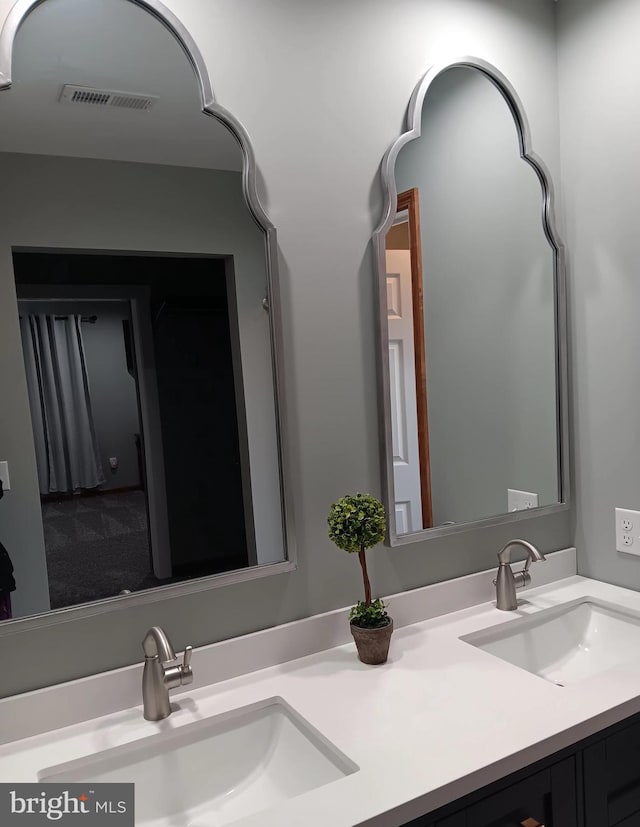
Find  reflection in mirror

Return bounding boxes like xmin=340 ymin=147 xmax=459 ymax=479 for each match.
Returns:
xmin=0 ymin=0 xmax=289 ymax=623
xmin=376 ymin=61 xmax=567 ymax=542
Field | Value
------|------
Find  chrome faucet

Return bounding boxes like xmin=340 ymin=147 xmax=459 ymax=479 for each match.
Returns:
xmin=141 ymin=626 xmax=193 ymax=721
xmin=494 ymin=539 xmax=546 ymax=611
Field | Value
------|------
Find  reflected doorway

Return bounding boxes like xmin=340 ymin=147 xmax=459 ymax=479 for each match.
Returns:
xmin=14 ymin=249 xmax=255 ymax=609
xmin=385 ymin=188 xmax=433 ymax=533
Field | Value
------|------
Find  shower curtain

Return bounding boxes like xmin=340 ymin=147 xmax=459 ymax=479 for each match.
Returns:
xmin=20 ymin=314 xmax=105 ymax=495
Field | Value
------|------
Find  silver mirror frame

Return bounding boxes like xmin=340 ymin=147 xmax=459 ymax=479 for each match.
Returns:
xmin=373 ymin=56 xmax=570 ymax=546
xmin=0 ymin=0 xmax=296 ymax=635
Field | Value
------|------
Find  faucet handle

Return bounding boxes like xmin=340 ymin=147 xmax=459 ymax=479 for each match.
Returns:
xmin=163 ymin=645 xmax=194 ymax=691
xmin=181 ymin=646 xmax=193 ymax=685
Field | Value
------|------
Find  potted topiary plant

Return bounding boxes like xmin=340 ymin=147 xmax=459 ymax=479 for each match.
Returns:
xmin=327 ymin=492 xmax=393 ymax=665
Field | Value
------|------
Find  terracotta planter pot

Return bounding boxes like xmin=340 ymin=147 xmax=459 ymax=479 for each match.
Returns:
xmin=350 ymin=618 xmax=393 ymax=665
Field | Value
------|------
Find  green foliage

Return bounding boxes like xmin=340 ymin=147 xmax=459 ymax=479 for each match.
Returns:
xmin=349 ymin=598 xmax=390 ymax=629
xmin=327 ymin=493 xmax=386 ymax=554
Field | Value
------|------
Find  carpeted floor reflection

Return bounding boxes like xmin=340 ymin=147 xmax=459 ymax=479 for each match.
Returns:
xmin=41 ymin=490 xmax=152 ymax=609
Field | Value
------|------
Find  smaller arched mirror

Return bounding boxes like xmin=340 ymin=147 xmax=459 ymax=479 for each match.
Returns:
xmin=374 ymin=57 xmax=569 ymax=545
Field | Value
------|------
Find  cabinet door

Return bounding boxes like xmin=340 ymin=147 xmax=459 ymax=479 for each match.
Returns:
xmin=466 ymin=759 xmax=576 ymax=827
xmin=435 ymin=816 xmax=466 ymax=827
xmin=584 ymin=719 xmax=640 ymax=826
xmin=402 ymin=811 xmax=465 ymax=826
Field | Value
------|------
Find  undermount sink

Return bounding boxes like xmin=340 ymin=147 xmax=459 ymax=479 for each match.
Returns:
xmin=39 ymin=697 xmax=358 ymax=826
xmin=461 ymin=598 xmax=640 ymax=686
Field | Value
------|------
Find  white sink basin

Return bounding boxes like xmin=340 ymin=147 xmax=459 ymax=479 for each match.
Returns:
xmin=39 ymin=697 xmax=358 ymax=826
xmin=461 ymin=598 xmax=640 ymax=686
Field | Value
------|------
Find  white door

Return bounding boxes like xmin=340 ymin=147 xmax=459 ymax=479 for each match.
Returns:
xmin=386 ymin=247 xmax=423 ymax=534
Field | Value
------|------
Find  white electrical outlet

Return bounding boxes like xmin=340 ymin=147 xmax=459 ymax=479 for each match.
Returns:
xmin=507 ymin=489 xmax=539 ymax=512
xmin=615 ymin=507 xmax=640 ymax=555
xmin=0 ymin=461 xmax=9 ymax=491
xmin=109 ymin=457 xmax=118 ymax=470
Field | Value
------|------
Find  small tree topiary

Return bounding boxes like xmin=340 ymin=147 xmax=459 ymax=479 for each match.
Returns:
xmin=327 ymin=493 xmax=389 ymax=628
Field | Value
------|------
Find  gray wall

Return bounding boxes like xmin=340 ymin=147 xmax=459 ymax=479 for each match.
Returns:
xmin=0 ymin=0 xmax=571 ymax=696
xmin=557 ymin=0 xmax=640 ymax=585
xmin=18 ymin=300 xmax=140 ymax=492
xmin=395 ymin=67 xmax=558 ymax=526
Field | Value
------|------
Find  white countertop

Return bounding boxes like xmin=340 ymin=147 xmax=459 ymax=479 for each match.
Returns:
xmin=4 ymin=573 xmax=640 ymax=827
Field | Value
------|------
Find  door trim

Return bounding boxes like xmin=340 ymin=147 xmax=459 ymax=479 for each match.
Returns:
xmin=397 ymin=188 xmax=433 ymax=529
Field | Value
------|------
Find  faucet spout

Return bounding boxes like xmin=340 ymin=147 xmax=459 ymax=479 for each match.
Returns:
xmin=143 ymin=626 xmax=177 ymax=663
xmin=497 ymin=539 xmax=545 ymax=566
xmin=495 ymin=539 xmax=546 ymax=611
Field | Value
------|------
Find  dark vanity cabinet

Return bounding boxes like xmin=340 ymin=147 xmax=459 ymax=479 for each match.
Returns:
xmin=583 ymin=717 xmax=640 ymax=826
xmin=462 ymin=760 xmax=576 ymax=827
xmin=408 ymin=759 xmax=577 ymax=827
xmin=402 ymin=708 xmax=640 ymax=827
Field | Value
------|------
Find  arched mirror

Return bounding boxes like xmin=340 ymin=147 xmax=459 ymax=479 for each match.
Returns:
xmin=374 ymin=57 xmax=569 ymax=545
xmin=0 ymin=0 xmax=293 ymax=628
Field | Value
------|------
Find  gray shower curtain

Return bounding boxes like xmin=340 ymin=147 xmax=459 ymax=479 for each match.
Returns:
xmin=20 ymin=314 xmax=105 ymax=495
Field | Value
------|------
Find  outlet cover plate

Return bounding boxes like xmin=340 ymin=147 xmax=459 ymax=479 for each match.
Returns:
xmin=508 ymin=488 xmax=539 ymax=512
xmin=0 ymin=461 xmax=9 ymax=491
xmin=615 ymin=507 xmax=640 ymax=555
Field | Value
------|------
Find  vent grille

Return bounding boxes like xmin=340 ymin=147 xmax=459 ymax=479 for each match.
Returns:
xmin=59 ymin=85 xmax=158 ymax=111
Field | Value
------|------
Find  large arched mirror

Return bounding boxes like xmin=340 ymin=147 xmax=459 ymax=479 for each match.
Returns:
xmin=374 ymin=57 xmax=569 ymax=545
xmin=0 ymin=0 xmax=293 ymax=629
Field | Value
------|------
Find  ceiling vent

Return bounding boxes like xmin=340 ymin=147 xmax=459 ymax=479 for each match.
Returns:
xmin=59 ymin=85 xmax=158 ymax=111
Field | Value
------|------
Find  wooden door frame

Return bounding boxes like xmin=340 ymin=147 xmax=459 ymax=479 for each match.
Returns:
xmin=397 ymin=188 xmax=433 ymax=528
